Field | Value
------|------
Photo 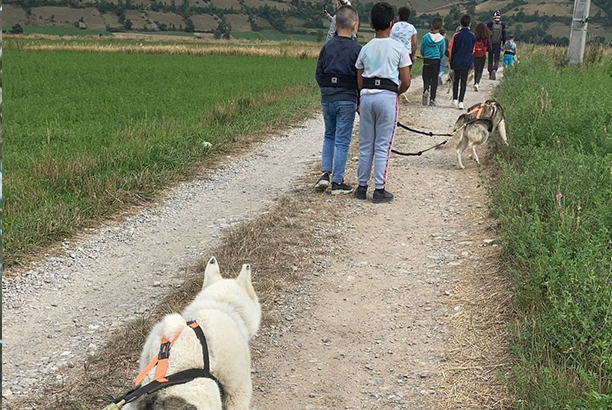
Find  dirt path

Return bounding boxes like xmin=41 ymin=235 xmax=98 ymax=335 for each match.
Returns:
xmin=250 ymin=75 xmax=509 ymax=409
xmin=2 ymin=73 xmax=510 ymax=408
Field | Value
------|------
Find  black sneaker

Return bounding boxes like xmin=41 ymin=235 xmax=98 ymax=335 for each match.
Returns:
xmin=315 ymin=172 xmax=330 ymax=191
xmin=429 ymin=99 xmax=436 ymax=107
xmin=354 ymin=185 xmax=367 ymax=200
xmin=331 ymin=181 xmax=353 ymax=195
xmin=372 ymin=189 xmax=393 ymax=203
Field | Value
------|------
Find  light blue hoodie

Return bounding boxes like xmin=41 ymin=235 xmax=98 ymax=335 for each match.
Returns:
xmin=420 ymin=32 xmax=445 ymax=60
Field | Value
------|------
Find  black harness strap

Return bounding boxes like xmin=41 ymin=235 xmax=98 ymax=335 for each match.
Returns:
xmin=320 ymin=73 xmax=358 ymax=89
xmin=362 ymin=77 xmax=399 ymax=93
xmin=112 ymin=322 xmax=224 ymax=406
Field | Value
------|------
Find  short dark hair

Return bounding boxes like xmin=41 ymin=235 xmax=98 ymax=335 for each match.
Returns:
xmin=370 ymin=2 xmax=394 ymax=31
xmin=336 ymin=5 xmax=359 ymax=30
xmin=460 ymin=14 xmax=471 ymax=27
xmin=431 ymin=17 xmax=443 ymax=30
xmin=397 ymin=6 xmax=411 ymax=21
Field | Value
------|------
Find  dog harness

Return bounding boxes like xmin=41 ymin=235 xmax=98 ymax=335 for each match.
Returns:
xmin=320 ymin=73 xmax=359 ymax=89
xmin=464 ymin=100 xmax=499 ymax=132
xmin=362 ymin=77 xmax=399 ymax=93
xmin=109 ymin=321 xmax=224 ymax=408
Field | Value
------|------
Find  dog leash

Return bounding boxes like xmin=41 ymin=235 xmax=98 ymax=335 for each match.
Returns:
xmin=391 ymin=140 xmax=448 ymax=156
xmin=391 ymin=122 xmax=469 ymax=157
xmin=396 ymin=121 xmax=453 ymax=137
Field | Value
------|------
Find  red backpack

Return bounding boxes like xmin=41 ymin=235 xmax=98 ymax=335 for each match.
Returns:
xmin=473 ymin=39 xmax=487 ymax=57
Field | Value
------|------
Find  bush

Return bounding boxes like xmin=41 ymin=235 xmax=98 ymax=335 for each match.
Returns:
xmin=491 ymin=50 xmax=612 ymax=409
xmin=10 ymin=23 xmax=24 ymax=34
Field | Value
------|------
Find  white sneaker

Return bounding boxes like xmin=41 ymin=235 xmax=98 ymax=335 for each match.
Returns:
xmin=474 ymin=83 xmax=479 ymax=91
xmin=458 ymin=102 xmax=464 ymax=110
xmin=452 ymin=99 xmax=458 ymax=108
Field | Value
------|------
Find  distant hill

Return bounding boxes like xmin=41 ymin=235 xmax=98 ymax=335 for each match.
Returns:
xmin=2 ymin=0 xmax=611 ymax=44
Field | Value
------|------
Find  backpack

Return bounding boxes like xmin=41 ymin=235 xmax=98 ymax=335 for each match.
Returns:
xmin=491 ymin=21 xmax=503 ymax=44
xmin=473 ymin=39 xmax=487 ymax=57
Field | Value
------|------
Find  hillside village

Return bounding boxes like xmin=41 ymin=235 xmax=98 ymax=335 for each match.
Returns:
xmin=3 ymin=0 xmax=612 ymax=45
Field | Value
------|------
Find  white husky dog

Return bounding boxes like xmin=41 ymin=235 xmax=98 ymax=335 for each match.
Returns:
xmin=450 ymin=100 xmax=508 ymax=169
xmin=123 ymin=257 xmax=261 ymax=410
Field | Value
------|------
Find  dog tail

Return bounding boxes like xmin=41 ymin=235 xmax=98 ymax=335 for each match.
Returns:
xmin=162 ymin=313 xmax=187 ymax=341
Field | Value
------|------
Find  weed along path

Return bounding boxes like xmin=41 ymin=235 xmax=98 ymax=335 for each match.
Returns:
xmin=2 ymin=74 xmax=511 ymax=409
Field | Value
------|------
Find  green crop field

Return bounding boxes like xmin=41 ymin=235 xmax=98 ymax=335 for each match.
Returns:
xmin=2 ymin=25 xmax=111 ymax=37
xmin=491 ymin=46 xmax=612 ymax=409
xmin=3 ymin=50 xmax=319 ymax=267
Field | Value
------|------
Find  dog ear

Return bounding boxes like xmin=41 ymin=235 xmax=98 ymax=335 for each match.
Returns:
xmin=237 ymin=264 xmax=257 ymax=301
xmin=203 ymin=256 xmax=222 ymax=289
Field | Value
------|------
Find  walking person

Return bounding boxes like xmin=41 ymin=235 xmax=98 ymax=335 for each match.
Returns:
xmin=324 ymin=0 xmax=353 ymax=42
xmin=450 ymin=15 xmax=475 ymax=110
xmin=472 ymin=22 xmax=492 ymax=91
xmin=487 ymin=10 xmax=506 ymax=79
xmin=390 ymin=6 xmax=417 ymax=63
xmin=354 ymin=2 xmax=411 ymax=203
xmin=438 ymin=28 xmax=449 ymax=85
xmin=420 ymin=17 xmax=445 ymax=106
xmin=502 ymin=33 xmax=517 ymax=66
xmin=315 ymin=5 xmax=362 ymax=193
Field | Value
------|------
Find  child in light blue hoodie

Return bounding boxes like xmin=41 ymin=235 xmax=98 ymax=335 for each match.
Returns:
xmin=420 ymin=17 xmax=446 ymax=106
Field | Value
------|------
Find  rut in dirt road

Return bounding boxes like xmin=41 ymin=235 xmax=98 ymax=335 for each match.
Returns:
xmin=251 ymin=74 xmax=510 ymax=410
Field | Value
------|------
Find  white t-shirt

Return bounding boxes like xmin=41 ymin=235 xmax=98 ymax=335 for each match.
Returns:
xmin=390 ymin=21 xmax=417 ymax=54
xmin=355 ymin=37 xmax=411 ymax=94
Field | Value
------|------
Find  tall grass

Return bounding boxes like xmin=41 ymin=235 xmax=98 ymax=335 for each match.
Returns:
xmin=490 ymin=48 xmax=612 ymax=409
xmin=3 ymin=51 xmax=319 ymax=267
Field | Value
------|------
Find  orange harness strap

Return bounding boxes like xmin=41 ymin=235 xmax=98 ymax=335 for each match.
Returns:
xmin=467 ymin=102 xmax=487 ymax=119
xmin=134 ymin=332 xmax=181 ymax=386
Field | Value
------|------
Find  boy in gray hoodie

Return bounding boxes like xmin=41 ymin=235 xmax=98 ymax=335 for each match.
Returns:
xmin=419 ymin=17 xmax=445 ymax=106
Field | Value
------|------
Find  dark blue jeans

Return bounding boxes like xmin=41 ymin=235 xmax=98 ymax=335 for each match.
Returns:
xmin=488 ymin=43 xmax=502 ymax=72
xmin=321 ymin=100 xmax=357 ymax=184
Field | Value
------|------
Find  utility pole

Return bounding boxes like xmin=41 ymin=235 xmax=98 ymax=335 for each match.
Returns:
xmin=568 ymin=0 xmax=591 ymax=65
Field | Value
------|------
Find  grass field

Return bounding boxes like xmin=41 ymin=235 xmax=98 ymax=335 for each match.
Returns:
xmin=2 ymin=25 xmax=111 ymax=36
xmin=3 ymin=50 xmax=319 ymax=267
xmin=491 ymin=46 xmax=612 ymax=408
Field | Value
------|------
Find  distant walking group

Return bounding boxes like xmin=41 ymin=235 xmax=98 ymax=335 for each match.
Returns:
xmin=314 ymin=2 xmax=517 ymax=202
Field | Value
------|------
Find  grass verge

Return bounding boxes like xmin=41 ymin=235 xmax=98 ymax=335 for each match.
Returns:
xmin=490 ymin=46 xmax=612 ymax=409
xmin=4 ymin=189 xmax=341 ymax=410
xmin=3 ymin=50 xmax=319 ymax=267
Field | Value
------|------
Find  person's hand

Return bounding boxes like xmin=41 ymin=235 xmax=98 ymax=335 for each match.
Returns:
xmin=323 ymin=10 xmax=329 ymax=17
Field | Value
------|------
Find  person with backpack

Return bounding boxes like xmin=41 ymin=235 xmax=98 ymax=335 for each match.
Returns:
xmin=486 ymin=10 xmax=506 ymax=80
xmin=472 ymin=22 xmax=492 ymax=91
xmin=502 ymin=33 xmax=518 ymax=66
